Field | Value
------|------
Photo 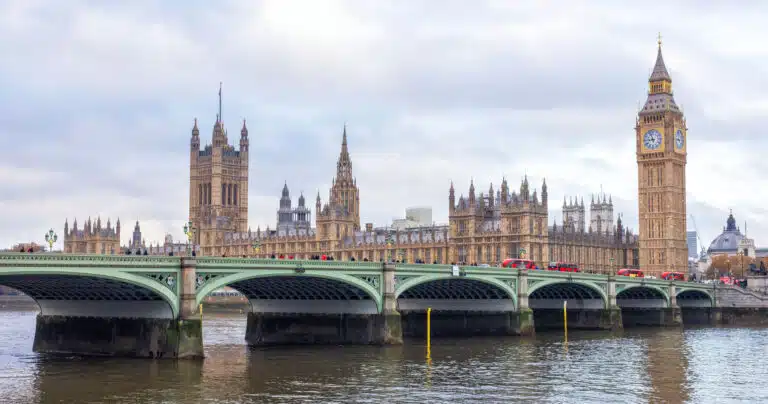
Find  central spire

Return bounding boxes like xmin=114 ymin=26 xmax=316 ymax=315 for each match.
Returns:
xmin=336 ymin=124 xmax=353 ymax=182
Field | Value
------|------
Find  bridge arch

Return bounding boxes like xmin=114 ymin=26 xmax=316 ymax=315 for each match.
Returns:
xmin=616 ymin=285 xmax=670 ymax=308
xmin=676 ymin=288 xmax=714 ymax=308
xmin=0 ymin=268 xmax=179 ymax=318
xmin=528 ymin=280 xmax=607 ymax=309
xmin=196 ymin=272 xmax=382 ymax=314
xmin=395 ymin=275 xmax=517 ymax=312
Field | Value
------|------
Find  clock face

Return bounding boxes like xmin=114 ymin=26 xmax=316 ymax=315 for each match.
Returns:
xmin=675 ymin=129 xmax=685 ymax=149
xmin=643 ymin=129 xmax=662 ymax=150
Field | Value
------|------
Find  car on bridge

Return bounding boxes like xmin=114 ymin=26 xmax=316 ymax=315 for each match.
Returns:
xmin=618 ymin=268 xmax=645 ymax=278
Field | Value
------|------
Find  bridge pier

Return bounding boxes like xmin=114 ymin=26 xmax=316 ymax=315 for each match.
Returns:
xmin=31 ymin=258 xmax=204 ymax=359
xmin=517 ymin=269 xmax=535 ymax=336
xmin=244 ymin=263 xmax=402 ymax=346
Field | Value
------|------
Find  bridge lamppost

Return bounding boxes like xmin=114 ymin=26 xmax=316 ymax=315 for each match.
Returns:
xmin=737 ymin=251 xmax=745 ymax=279
xmin=386 ymin=237 xmax=393 ymax=262
xmin=252 ymin=240 xmax=261 ymax=258
xmin=609 ymin=257 xmax=615 ymax=276
xmin=183 ymin=221 xmax=195 ymax=256
xmin=398 ymin=249 xmax=405 ymax=263
xmin=44 ymin=229 xmax=57 ymax=252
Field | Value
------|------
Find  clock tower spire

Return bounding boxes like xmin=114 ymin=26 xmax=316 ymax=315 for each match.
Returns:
xmin=635 ymin=36 xmax=688 ymax=277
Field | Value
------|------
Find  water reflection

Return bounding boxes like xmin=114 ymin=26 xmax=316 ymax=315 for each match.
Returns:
xmin=646 ymin=328 xmax=690 ymax=403
xmin=35 ymin=357 xmax=204 ymax=404
xmin=1 ymin=310 xmax=767 ymax=403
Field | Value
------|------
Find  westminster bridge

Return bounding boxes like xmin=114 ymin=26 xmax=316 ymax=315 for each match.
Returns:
xmin=1 ymin=253 xmax=765 ymax=359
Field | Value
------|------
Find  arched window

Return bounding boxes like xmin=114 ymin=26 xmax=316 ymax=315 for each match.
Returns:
xmin=198 ymin=184 xmax=203 ymax=205
xmin=221 ymin=184 xmax=226 ymax=205
xmin=234 ymin=184 xmax=238 ymax=205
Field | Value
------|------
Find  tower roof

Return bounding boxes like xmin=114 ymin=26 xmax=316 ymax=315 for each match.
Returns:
xmin=649 ymin=40 xmax=671 ymax=82
xmin=639 ymin=37 xmax=680 ymax=116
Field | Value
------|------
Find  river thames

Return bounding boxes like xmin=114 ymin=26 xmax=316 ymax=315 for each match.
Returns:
xmin=0 ymin=309 xmax=765 ymax=403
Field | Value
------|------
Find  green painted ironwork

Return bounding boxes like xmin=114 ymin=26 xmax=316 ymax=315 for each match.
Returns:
xmin=0 ymin=253 xmax=720 ymax=319
xmin=0 ymin=257 xmax=180 ymax=317
xmin=194 ymin=270 xmax=383 ymax=311
xmin=394 ymin=273 xmax=518 ymax=309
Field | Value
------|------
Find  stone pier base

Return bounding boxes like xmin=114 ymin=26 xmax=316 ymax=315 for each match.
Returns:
xmin=621 ymin=308 xmax=682 ymax=328
xmin=533 ymin=309 xmax=622 ymax=331
xmin=245 ymin=312 xmax=403 ymax=346
xmin=400 ymin=310 xmax=534 ymax=337
xmin=32 ymin=314 xmax=204 ymax=359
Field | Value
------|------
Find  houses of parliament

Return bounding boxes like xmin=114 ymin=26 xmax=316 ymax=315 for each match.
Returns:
xmin=186 ymin=40 xmax=688 ymax=276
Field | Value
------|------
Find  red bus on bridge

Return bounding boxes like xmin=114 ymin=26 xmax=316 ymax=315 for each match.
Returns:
xmin=547 ymin=262 xmax=580 ymax=272
xmin=618 ymin=268 xmax=644 ymax=278
xmin=661 ymin=271 xmax=685 ymax=281
xmin=501 ymin=258 xmax=536 ymax=270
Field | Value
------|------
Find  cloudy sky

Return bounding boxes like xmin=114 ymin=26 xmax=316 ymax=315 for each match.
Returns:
xmin=1 ymin=0 xmax=767 ymax=252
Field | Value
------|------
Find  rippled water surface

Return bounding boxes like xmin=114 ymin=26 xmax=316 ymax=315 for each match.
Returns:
xmin=1 ymin=310 xmax=766 ymax=403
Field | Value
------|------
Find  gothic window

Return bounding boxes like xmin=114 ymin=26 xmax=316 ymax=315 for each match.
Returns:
xmin=207 ymin=183 xmax=212 ymax=205
xmin=657 ymin=167 xmax=663 ymax=186
xmin=529 ymin=218 xmax=533 ymax=234
xmin=198 ymin=184 xmax=202 ymax=205
xmin=495 ymin=246 xmax=501 ymax=263
xmin=485 ymin=246 xmax=491 ymax=263
xmin=227 ymin=183 xmax=232 ymax=205
xmin=234 ymin=184 xmax=238 ymax=205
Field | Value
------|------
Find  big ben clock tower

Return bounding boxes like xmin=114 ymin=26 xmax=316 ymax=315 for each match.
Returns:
xmin=636 ymin=36 xmax=688 ymax=277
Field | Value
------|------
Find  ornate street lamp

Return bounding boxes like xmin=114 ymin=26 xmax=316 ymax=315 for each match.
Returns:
xmin=44 ymin=229 xmax=57 ymax=252
xmin=737 ymin=251 xmax=745 ymax=280
xmin=183 ymin=221 xmax=195 ymax=256
xmin=252 ymin=240 xmax=261 ymax=257
xmin=386 ymin=236 xmax=393 ymax=262
xmin=610 ymin=257 xmax=615 ymax=276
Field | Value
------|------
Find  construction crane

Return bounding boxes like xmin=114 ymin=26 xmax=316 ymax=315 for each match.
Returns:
xmin=689 ymin=214 xmax=706 ymax=257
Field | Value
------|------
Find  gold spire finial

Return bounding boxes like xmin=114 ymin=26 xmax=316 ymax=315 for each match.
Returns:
xmin=657 ymin=32 xmax=662 ymax=48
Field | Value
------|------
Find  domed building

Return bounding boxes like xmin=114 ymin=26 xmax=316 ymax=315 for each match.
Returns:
xmin=706 ymin=211 xmax=768 ymax=258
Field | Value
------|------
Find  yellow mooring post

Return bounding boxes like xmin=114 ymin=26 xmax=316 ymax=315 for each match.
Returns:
xmin=563 ymin=300 xmax=568 ymax=341
xmin=426 ymin=307 xmax=432 ymax=359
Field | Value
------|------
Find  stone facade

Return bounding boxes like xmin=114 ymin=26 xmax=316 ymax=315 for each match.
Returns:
xmin=636 ymin=40 xmax=688 ymax=277
xmin=196 ymin=125 xmax=637 ymax=270
xmin=63 ymin=217 xmax=120 ymax=254
xmin=189 ymin=105 xmax=249 ymax=254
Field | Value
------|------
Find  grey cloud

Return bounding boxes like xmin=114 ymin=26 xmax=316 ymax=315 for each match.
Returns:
xmin=1 ymin=1 xmax=767 ymax=247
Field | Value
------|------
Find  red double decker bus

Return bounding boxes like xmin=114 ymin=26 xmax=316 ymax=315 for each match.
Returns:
xmin=547 ymin=262 xmax=580 ymax=272
xmin=661 ymin=271 xmax=685 ymax=281
xmin=618 ymin=268 xmax=645 ymax=278
xmin=501 ymin=258 xmax=536 ymax=270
